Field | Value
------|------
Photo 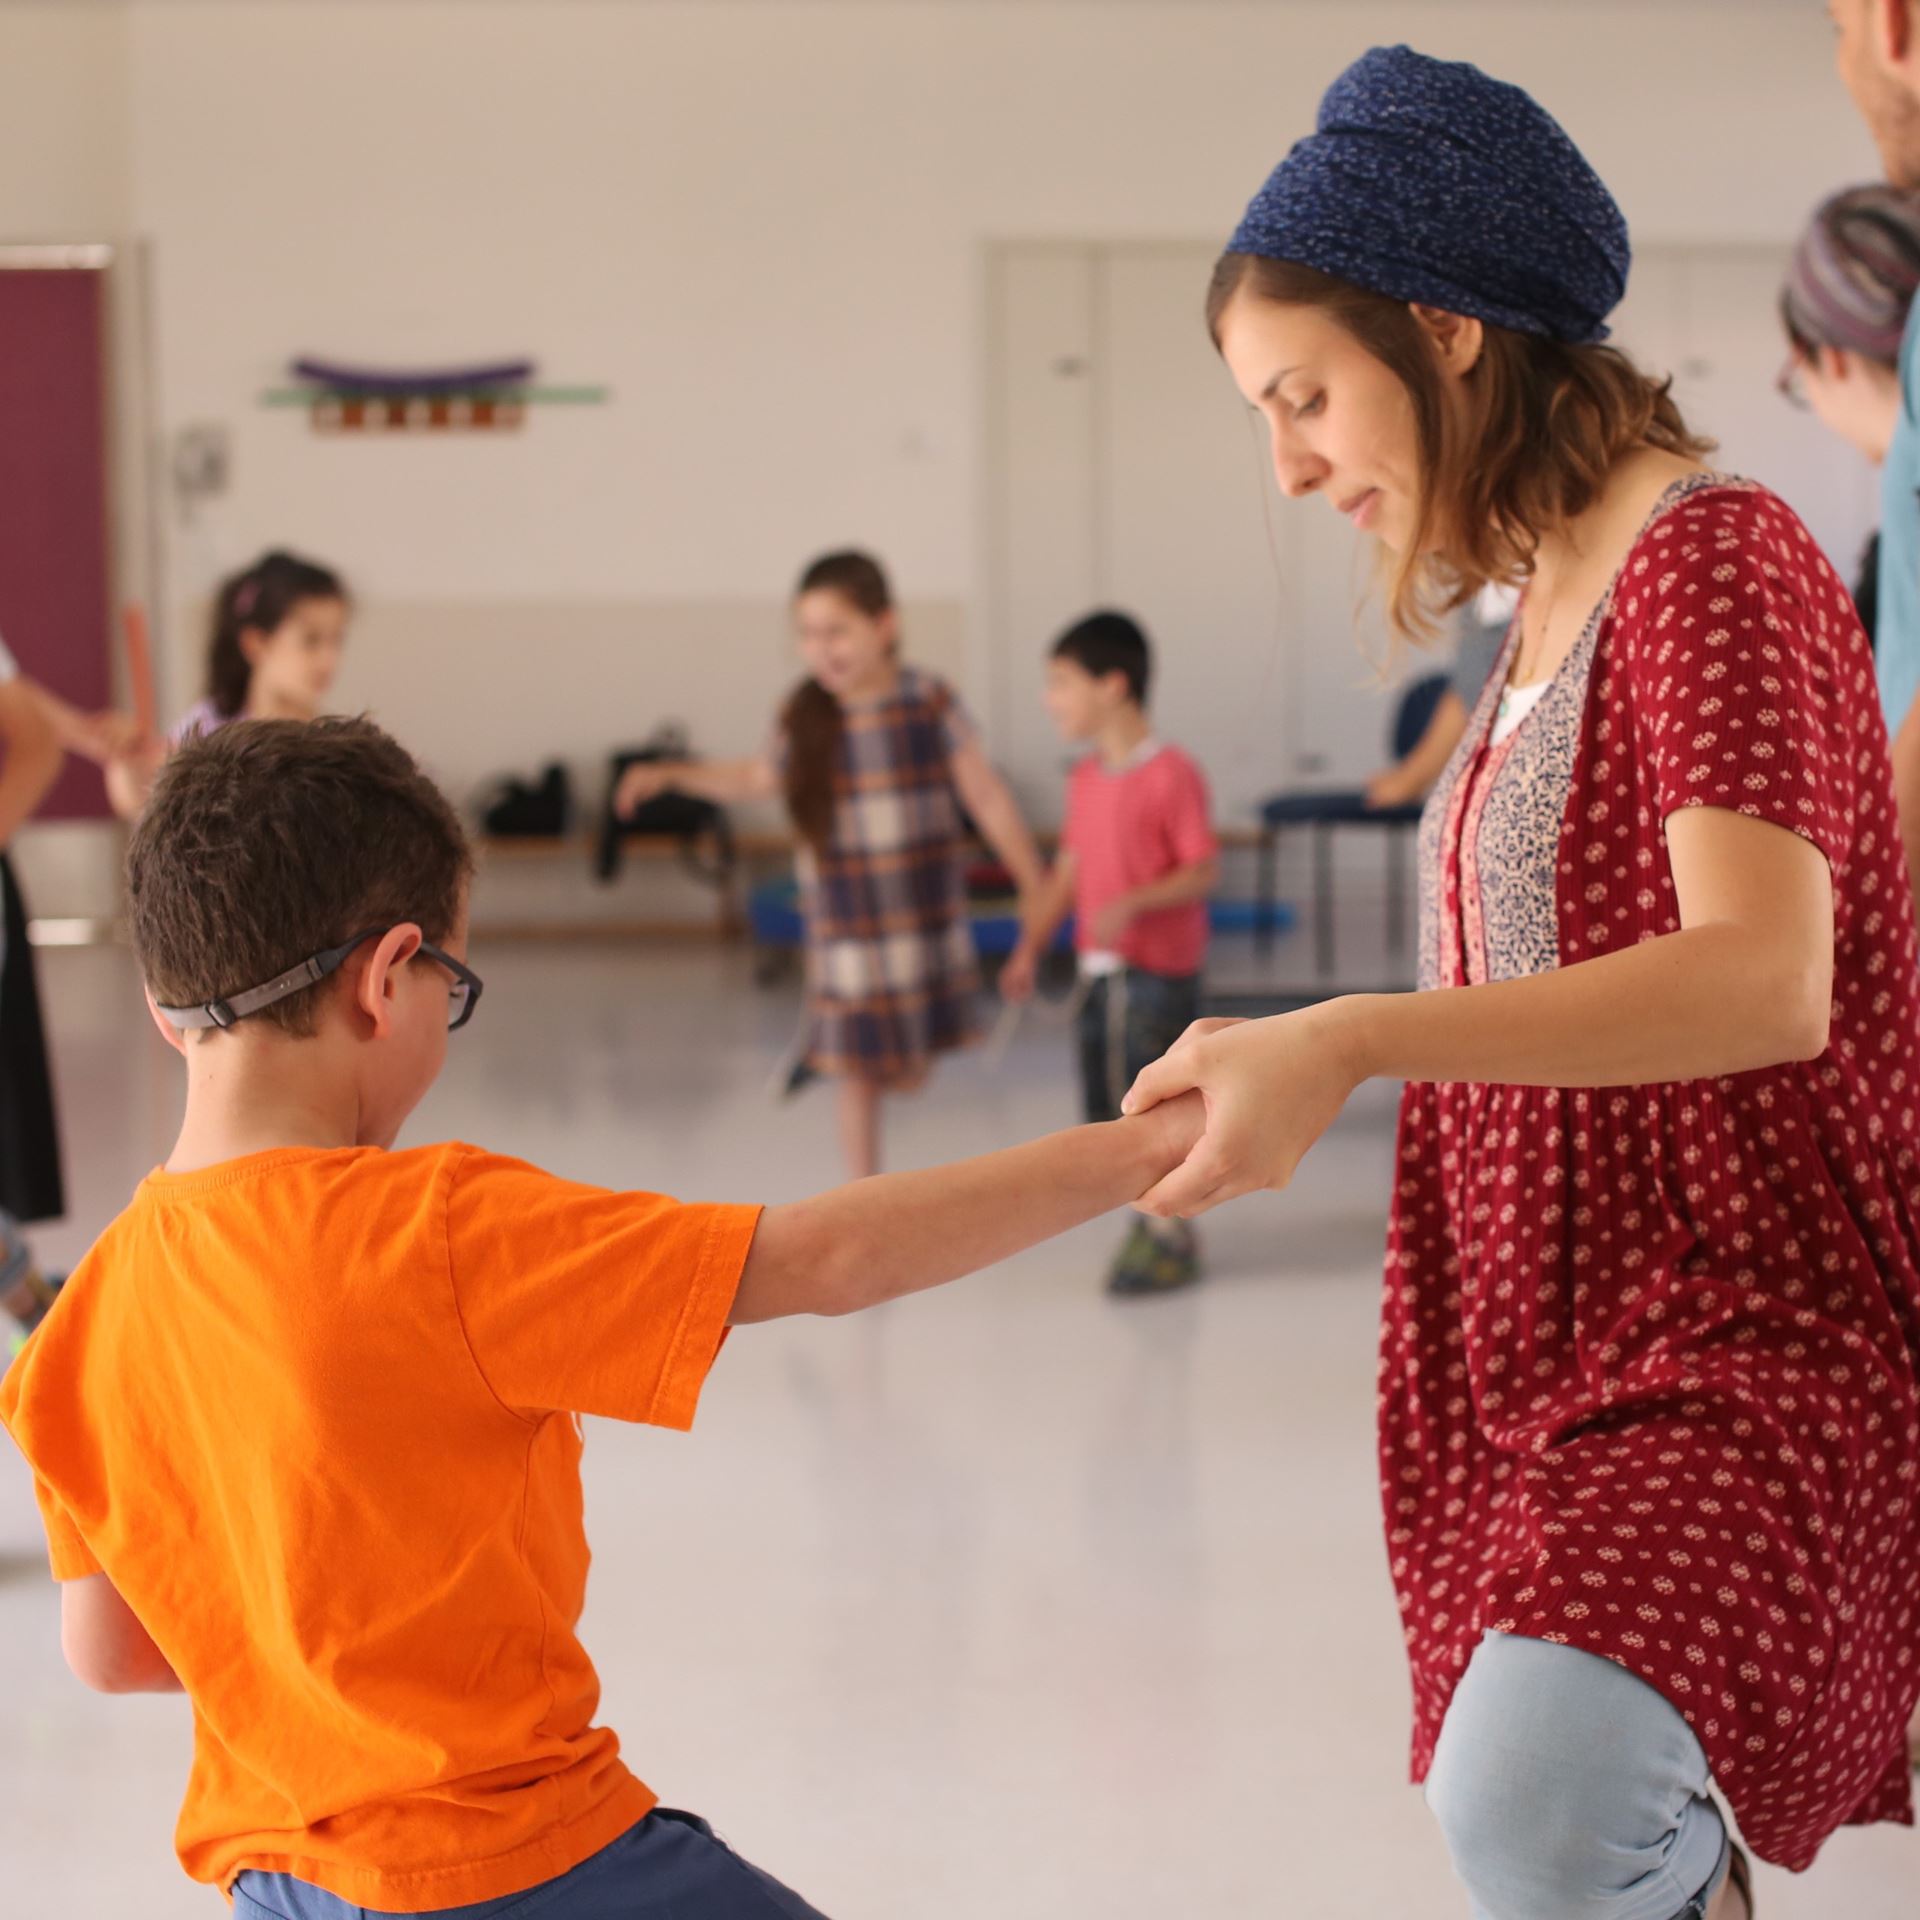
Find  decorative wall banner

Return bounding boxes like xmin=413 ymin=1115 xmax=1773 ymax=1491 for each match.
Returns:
xmin=262 ymin=356 xmax=610 ymax=434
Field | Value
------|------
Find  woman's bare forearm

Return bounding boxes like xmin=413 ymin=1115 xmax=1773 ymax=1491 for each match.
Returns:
xmin=1330 ymin=921 xmax=1829 ymax=1091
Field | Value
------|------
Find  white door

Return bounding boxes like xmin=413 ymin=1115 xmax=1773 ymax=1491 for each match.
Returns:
xmin=986 ymin=240 xmax=1413 ymax=828
xmin=985 ymin=239 xmax=1880 ymax=830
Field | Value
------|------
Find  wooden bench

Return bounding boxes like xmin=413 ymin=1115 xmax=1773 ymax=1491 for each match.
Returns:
xmin=474 ymin=825 xmax=1268 ymax=942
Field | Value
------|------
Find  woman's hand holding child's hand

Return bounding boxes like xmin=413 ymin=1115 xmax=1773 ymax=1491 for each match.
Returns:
xmin=1121 ymin=1006 xmax=1367 ymax=1217
xmin=1129 ymin=1088 xmax=1208 ymax=1200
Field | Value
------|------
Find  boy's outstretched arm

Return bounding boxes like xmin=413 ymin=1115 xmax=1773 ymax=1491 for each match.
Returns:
xmin=730 ymin=1097 xmax=1203 ymax=1323
xmin=62 ymin=1572 xmax=183 ymax=1693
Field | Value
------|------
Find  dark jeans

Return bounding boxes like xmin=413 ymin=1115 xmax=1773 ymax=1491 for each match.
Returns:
xmin=1077 ymin=968 xmax=1201 ymax=1125
xmin=231 ymin=1808 xmax=830 ymax=1920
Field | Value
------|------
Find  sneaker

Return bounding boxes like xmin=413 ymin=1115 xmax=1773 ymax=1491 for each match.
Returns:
xmin=1105 ymin=1219 xmax=1199 ymax=1297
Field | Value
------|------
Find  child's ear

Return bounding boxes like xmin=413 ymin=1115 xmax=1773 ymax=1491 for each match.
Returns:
xmin=351 ymin=925 xmax=423 ymax=1038
xmin=142 ymin=988 xmax=188 ymax=1059
xmin=237 ymin=626 xmax=268 ymax=668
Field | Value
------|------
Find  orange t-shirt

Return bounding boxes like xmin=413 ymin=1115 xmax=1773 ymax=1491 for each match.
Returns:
xmin=0 ymin=1144 xmax=757 ymax=1911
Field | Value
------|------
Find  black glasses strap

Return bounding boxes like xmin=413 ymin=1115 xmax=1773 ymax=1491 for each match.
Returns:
xmin=154 ymin=930 xmax=380 ymax=1032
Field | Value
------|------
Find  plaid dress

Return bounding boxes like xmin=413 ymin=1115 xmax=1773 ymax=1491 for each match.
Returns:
xmin=786 ymin=667 xmax=979 ymax=1081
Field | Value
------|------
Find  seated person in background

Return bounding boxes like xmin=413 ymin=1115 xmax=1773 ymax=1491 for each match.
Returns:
xmin=1004 ymin=611 xmax=1218 ymax=1296
xmin=1 ymin=714 xmax=1199 ymax=1919
xmin=1778 ymin=181 xmax=1920 ymax=644
xmin=1363 ymin=581 xmax=1517 ymax=810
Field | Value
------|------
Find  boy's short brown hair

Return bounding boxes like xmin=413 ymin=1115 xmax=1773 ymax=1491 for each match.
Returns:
xmin=128 ymin=716 xmax=473 ymax=1038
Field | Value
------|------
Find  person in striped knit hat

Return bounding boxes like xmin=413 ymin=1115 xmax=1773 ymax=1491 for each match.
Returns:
xmin=1779 ymin=182 xmax=1920 ymax=641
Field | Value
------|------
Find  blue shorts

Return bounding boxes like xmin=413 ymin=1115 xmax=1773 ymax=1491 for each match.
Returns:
xmin=231 ymin=1808 xmax=830 ymax=1919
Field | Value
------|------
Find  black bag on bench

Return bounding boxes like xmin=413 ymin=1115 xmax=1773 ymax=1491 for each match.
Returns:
xmin=479 ymin=763 xmax=572 ymax=838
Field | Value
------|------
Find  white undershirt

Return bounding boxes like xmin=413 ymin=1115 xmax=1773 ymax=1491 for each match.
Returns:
xmin=1490 ymin=679 xmax=1548 ymax=747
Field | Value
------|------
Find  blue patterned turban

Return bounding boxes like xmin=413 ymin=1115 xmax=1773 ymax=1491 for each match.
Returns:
xmin=1228 ymin=46 xmax=1631 ymax=345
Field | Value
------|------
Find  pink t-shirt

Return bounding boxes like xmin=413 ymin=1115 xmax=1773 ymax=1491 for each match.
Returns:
xmin=1062 ymin=741 xmax=1216 ymax=977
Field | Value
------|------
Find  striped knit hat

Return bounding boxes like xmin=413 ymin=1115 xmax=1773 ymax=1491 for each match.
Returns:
xmin=1782 ymin=185 xmax=1920 ymax=367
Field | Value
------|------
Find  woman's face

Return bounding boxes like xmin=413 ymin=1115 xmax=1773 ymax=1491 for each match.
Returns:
xmin=795 ymin=588 xmax=896 ymax=698
xmin=1789 ymin=341 xmax=1902 ymax=466
xmin=243 ymin=595 xmax=348 ymax=718
xmin=1215 ymin=292 xmax=1426 ymax=553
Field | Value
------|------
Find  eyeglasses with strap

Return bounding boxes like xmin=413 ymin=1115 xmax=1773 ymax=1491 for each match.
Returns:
xmin=155 ymin=926 xmax=483 ymax=1033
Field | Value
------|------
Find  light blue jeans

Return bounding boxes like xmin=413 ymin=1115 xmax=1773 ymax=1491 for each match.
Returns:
xmin=1426 ymin=1631 xmax=1733 ymax=1920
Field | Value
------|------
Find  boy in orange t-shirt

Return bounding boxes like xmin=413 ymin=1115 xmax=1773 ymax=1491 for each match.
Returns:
xmin=0 ymin=717 xmax=1198 ymax=1918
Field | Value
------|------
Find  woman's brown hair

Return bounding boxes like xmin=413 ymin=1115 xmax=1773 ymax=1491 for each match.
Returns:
xmin=1205 ymin=256 xmax=1713 ymax=640
xmin=782 ymin=550 xmax=895 ymax=854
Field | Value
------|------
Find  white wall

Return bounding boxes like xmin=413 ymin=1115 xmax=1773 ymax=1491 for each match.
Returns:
xmin=0 ymin=5 xmax=128 ymax=240
xmin=125 ymin=1 xmax=1874 ymax=598
xmin=0 ymin=1 xmax=1889 ymax=908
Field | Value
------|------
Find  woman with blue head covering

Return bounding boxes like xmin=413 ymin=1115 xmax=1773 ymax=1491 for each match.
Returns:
xmin=1122 ymin=46 xmax=1920 ymax=1919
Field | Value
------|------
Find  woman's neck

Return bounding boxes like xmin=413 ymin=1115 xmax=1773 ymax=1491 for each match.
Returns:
xmin=1529 ymin=446 xmax=1702 ymax=585
xmin=1510 ymin=446 xmax=1705 ymax=689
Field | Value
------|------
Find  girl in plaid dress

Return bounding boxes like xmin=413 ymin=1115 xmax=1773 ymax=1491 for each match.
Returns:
xmin=620 ymin=552 xmax=1042 ymax=1177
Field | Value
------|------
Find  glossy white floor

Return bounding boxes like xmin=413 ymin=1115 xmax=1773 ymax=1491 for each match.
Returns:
xmin=0 ymin=939 xmax=1912 ymax=1918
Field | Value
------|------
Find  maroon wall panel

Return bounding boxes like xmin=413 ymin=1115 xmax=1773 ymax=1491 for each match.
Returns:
xmin=0 ymin=268 xmax=113 ymax=820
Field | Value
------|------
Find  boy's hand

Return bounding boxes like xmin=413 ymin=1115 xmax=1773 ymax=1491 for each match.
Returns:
xmin=1129 ymin=1089 xmax=1207 ymax=1202
xmin=1125 ymin=1008 xmax=1357 ymax=1216
xmin=1088 ymin=897 xmax=1135 ymax=948
xmin=1000 ymin=940 xmax=1039 ymax=1004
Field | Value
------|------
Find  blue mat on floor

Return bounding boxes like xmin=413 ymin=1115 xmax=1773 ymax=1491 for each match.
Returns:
xmin=746 ymin=881 xmax=1293 ymax=954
